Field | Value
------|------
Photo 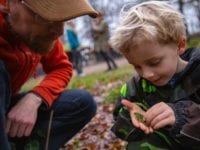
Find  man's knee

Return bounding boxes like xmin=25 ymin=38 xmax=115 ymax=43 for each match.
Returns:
xmin=77 ymin=90 xmax=96 ymax=112
xmin=73 ymin=89 xmax=97 ymax=119
xmin=54 ymin=89 xmax=96 ymax=120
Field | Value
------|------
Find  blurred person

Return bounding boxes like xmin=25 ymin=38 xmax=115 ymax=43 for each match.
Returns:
xmin=0 ymin=0 xmax=98 ymax=149
xmin=60 ymin=31 xmax=72 ymax=63
xmin=65 ymin=21 xmax=85 ymax=76
xmin=91 ymin=12 xmax=118 ymax=71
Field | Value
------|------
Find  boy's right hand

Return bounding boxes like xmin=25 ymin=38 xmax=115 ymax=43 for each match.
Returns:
xmin=121 ymin=99 xmax=153 ymax=134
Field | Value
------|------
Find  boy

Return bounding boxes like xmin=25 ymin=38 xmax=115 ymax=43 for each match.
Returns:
xmin=110 ymin=1 xmax=200 ymax=150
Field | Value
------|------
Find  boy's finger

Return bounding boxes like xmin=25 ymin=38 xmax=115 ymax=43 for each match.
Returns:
xmin=121 ymin=99 xmax=134 ymax=110
xmin=139 ymin=122 xmax=151 ymax=134
xmin=145 ymin=106 xmax=163 ymax=125
xmin=149 ymin=127 xmax=154 ymax=133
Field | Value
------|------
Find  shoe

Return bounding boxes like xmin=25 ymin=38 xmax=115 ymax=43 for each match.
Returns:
xmin=78 ymin=73 xmax=86 ymax=77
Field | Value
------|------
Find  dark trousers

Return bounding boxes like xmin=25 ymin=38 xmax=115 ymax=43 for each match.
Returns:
xmin=71 ymin=50 xmax=83 ymax=75
xmin=0 ymin=60 xmax=12 ymax=150
xmin=99 ymin=51 xmax=117 ymax=70
xmin=0 ymin=61 xmax=97 ymax=150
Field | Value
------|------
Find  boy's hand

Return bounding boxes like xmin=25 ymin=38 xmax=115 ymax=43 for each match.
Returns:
xmin=121 ymin=99 xmax=153 ymax=134
xmin=145 ymin=102 xmax=175 ymax=129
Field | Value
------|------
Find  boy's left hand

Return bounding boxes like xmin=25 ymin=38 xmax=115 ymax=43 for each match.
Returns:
xmin=145 ymin=102 xmax=175 ymax=129
xmin=121 ymin=99 xmax=153 ymax=134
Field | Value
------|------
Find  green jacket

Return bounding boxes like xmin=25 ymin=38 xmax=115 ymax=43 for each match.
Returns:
xmin=112 ymin=48 xmax=200 ymax=149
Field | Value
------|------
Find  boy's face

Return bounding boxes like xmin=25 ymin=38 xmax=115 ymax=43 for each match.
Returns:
xmin=124 ymin=42 xmax=187 ymax=86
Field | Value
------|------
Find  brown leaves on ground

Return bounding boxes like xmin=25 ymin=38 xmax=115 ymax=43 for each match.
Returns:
xmin=64 ymin=104 xmax=126 ymax=150
xmin=64 ymin=81 xmax=127 ymax=150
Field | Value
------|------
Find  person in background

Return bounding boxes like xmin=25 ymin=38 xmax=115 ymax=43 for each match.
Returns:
xmin=0 ymin=0 xmax=98 ymax=149
xmin=110 ymin=1 xmax=200 ymax=150
xmin=60 ymin=29 xmax=73 ymax=63
xmin=65 ymin=21 xmax=85 ymax=76
xmin=91 ymin=12 xmax=118 ymax=71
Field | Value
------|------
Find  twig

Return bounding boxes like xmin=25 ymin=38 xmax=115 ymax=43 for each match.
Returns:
xmin=45 ymin=110 xmax=54 ymax=150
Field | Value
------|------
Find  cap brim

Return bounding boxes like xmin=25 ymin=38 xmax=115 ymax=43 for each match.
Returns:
xmin=24 ymin=0 xmax=99 ymax=21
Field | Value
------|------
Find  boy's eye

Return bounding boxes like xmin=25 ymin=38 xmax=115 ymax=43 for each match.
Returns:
xmin=149 ymin=59 xmax=161 ymax=66
xmin=134 ymin=65 xmax=141 ymax=70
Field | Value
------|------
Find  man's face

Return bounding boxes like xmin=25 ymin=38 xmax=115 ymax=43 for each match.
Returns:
xmin=7 ymin=0 xmax=64 ymax=54
xmin=124 ymin=41 xmax=187 ymax=86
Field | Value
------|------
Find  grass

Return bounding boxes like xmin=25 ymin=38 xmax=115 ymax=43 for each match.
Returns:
xmin=68 ymin=64 xmax=134 ymax=103
xmin=104 ymin=86 xmax=122 ymax=103
xmin=20 ymin=64 xmax=134 ymax=103
xmin=187 ymin=36 xmax=200 ymax=48
xmin=68 ymin=64 xmax=133 ymax=90
xmin=20 ymin=76 xmax=44 ymax=92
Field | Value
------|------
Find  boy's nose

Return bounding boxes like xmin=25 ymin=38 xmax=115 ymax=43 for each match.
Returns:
xmin=141 ymin=68 xmax=154 ymax=80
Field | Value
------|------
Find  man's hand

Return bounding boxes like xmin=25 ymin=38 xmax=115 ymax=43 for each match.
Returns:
xmin=145 ymin=102 xmax=175 ymax=130
xmin=6 ymin=93 xmax=42 ymax=137
xmin=121 ymin=99 xmax=153 ymax=134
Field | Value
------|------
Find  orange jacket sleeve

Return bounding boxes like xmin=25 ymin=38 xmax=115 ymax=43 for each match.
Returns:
xmin=0 ymin=0 xmax=6 ymax=5
xmin=32 ymin=39 xmax=73 ymax=107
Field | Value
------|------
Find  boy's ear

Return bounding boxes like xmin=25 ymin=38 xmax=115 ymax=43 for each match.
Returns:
xmin=177 ymin=37 xmax=186 ymax=55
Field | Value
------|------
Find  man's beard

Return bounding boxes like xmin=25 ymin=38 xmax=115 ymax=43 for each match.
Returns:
xmin=7 ymin=19 xmax=55 ymax=55
xmin=21 ymin=35 xmax=55 ymax=55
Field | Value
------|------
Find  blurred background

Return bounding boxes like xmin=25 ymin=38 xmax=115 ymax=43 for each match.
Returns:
xmin=60 ymin=0 xmax=200 ymax=69
xmin=66 ymin=0 xmax=200 ymax=48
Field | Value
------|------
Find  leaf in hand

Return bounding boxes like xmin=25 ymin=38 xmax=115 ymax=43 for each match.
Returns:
xmin=134 ymin=112 xmax=144 ymax=123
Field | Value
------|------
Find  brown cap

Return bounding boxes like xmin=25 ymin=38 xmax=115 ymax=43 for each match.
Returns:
xmin=23 ymin=0 xmax=99 ymax=21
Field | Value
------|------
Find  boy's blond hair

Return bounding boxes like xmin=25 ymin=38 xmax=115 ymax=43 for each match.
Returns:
xmin=110 ymin=1 xmax=186 ymax=54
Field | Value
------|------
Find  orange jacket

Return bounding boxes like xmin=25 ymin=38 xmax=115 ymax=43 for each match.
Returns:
xmin=0 ymin=0 xmax=5 ymax=5
xmin=0 ymin=12 xmax=73 ymax=107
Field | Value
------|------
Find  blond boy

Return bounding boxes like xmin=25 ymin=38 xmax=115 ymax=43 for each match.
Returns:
xmin=110 ymin=1 xmax=200 ymax=149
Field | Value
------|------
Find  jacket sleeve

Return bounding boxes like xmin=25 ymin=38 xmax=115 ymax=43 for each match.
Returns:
xmin=32 ymin=39 xmax=73 ymax=107
xmin=167 ymin=61 xmax=200 ymax=146
xmin=167 ymin=98 xmax=200 ymax=146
